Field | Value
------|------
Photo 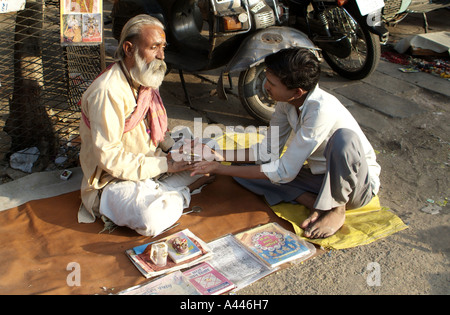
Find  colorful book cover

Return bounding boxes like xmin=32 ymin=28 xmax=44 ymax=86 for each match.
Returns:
xmin=235 ymin=222 xmax=313 ymax=268
xmin=182 ymin=262 xmax=235 ymax=295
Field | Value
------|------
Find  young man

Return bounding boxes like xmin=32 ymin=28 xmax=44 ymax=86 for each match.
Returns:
xmin=78 ymin=15 xmax=209 ymax=236
xmin=191 ymin=48 xmax=381 ymax=239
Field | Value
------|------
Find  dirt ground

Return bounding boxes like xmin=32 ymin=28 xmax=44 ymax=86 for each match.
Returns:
xmin=237 ymin=10 xmax=450 ymax=295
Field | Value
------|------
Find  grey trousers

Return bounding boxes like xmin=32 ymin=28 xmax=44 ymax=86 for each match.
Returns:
xmin=234 ymin=128 xmax=373 ymax=211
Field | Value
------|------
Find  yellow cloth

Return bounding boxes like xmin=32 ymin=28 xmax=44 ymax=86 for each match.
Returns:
xmin=214 ymin=131 xmax=264 ymax=150
xmin=271 ymin=195 xmax=408 ymax=250
xmin=214 ymin=132 xmax=408 ymax=250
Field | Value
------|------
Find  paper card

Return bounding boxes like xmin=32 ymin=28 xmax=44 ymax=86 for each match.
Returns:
xmin=0 ymin=0 xmax=26 ymax=13
xmin=356 ymin=0 xmax=385 ymax=16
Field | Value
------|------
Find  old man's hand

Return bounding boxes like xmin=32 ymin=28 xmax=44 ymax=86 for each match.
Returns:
xmin=167 ymin=159 xmax=196 ymax=173
xmin=184 ymin=138 xmax=224 ymax=162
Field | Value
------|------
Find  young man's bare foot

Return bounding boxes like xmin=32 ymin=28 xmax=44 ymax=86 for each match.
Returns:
xmin=300 ymin=209 xmax=321 ymax=230
xmin=188 ymin=175 xmax=216 ymax=192
xmin=296 ymin=192 xmax=321 ymax=231
xmin=303 ymin=205 xmax=346 ymax=239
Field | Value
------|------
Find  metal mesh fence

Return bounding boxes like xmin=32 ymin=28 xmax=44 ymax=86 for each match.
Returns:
xmin=0 ymin=0 xmax=103 ymax=174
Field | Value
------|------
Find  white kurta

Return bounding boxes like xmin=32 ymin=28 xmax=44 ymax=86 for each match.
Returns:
xmin=255 ymin=85 xmax=381 ymax=195
xmin=78 ymin=63 xmax=176 ymax=228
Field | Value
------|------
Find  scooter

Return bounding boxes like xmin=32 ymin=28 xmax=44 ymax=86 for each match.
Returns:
xmin=111 ymin=0 xmax=320 ymax=123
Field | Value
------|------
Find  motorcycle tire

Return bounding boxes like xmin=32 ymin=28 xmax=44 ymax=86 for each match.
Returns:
xmin=238 ymin=63 xmax=275 ymax=125
xmin=321 ymin=8 xmax=381 ymax=80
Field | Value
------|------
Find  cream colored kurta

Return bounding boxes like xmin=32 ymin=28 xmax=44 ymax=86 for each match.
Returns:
xmin=78 ymin=63 xmax=173 ymax=223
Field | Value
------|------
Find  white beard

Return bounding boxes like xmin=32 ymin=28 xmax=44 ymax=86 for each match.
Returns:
xmin=129 ymin=50 xmax=167 ymax=88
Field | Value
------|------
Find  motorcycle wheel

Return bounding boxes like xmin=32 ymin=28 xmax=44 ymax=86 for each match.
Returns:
xmin=322 ymin=7 xmax=381 ymax=80
xmin=238 ymin=63 xmax=275 ymax=124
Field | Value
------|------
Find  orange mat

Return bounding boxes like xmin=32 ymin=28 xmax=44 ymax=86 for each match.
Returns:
xmin=0 ymin=175 xmax=296 ymax=295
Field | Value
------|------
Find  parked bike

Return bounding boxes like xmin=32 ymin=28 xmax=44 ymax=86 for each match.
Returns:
xmin=283 ymin=0 xmax=389 ymax=81
xmin=285 ymin=0 xmax=450 ymax=82
xmin=112 ymin=0 xmax=319 ymax=123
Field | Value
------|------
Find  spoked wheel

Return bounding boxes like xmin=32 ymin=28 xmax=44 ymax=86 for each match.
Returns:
xmin=238 ymin=63 xmax=275 ymax=124
xmin=322 ymin=7 xmax=381 ymax=80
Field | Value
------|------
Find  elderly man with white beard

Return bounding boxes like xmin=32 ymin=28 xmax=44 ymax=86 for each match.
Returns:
xmin=78 ymin=15 xmax=210 ymax=236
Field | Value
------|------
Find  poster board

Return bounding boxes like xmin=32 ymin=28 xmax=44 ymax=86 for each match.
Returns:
xmin=60 ymin=0 xmax=103 ymax=45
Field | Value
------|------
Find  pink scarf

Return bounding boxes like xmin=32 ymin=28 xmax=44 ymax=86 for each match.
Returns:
xmin=81 ymin=64 xmax=168 ymax=146
xmin=133 ymin=86 xmax=168 ymax=146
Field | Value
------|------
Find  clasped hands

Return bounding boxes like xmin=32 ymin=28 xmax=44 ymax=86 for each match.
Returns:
xmin=166 ymin=138 xmax=223 ymax=176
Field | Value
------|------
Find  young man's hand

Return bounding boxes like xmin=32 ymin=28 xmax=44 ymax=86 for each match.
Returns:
xmin=190 ymin=161 xmax=220 ymax=176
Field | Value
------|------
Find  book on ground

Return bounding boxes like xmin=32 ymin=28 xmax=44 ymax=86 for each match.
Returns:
xmin=125 ymin=229 xmax=212 ymax=278
xmin=118 ymin=270 xmax=200 ymax=295
xmin=182 ymin=262 xmax=235 ymax=295
xmin=235 ymin=222 xmax=316 ymax=268
xmin=206 ymin=234 xmax=274 ymax=291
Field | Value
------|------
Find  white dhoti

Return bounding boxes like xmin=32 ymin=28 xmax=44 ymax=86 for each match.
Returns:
xmin=99 ymin=172 xmax=200 ymax=236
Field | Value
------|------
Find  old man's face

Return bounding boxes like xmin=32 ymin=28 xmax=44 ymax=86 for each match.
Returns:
xmin=130 ymin=25 xmax=167 ymax=88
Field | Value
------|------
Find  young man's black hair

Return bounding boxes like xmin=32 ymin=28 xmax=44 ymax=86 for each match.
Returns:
xmin=265 ymin=48 xmax=321 ymax=91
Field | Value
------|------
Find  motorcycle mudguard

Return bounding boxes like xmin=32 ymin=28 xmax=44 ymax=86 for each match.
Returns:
xmin=225 ymin=26 xmax=318 ymax=74
xmin=217 ymin=26 xmax=319 ymax=100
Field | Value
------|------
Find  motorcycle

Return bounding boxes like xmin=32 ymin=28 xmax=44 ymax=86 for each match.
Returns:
xmin=285 ymin=0 xmax=450 ymax=82
xmin=111 ymin=0 xmax=319 ymax=123
xmin=283 ymin=0 xmax=389 ymax=81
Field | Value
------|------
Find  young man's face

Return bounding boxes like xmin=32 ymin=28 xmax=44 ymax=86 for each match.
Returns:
xmin=264 ymin=69 xmax=301 ymax=103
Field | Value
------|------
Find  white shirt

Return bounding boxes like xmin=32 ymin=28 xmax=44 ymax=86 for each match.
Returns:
xmin=254 ymin=85 xmax=381 ymax=195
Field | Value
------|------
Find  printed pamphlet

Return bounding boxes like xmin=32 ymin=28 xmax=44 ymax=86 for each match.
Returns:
xmin=235 ymin=222 xmax=315 ymax=268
